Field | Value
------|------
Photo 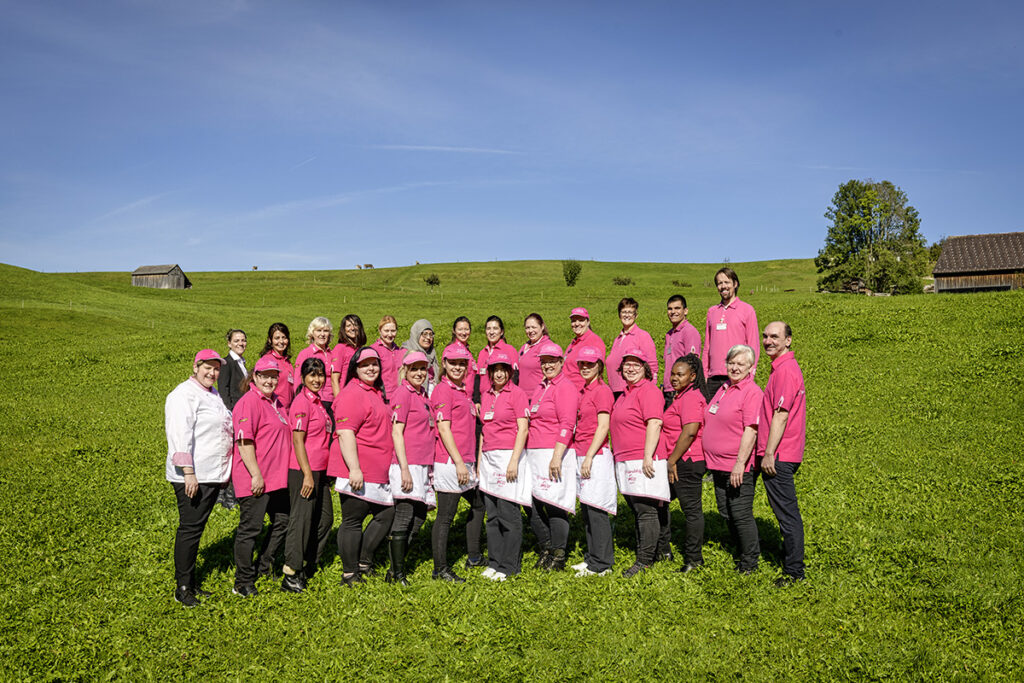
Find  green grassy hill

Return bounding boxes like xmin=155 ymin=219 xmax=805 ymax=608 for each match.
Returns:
xmin=1 ymin=260 xmax=1022 ymax=680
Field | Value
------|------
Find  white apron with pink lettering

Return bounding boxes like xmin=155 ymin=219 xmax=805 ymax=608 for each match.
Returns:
xmin=614 ymin=458 xmax=670 ymax=501
xmin=388 ymin=463 xmax=437 ymax=508
xmin=334 ymin=479 xmax=394 ymax=505
xmin=526 ymin=447 xmax=577 ymax=513
xmin=574 ymin=447 xmax=618 ymax=515
xmin=478 ymin=449 xmax=532 ymax=506
xmin=432 ymin=459 xmax=479 ymax=494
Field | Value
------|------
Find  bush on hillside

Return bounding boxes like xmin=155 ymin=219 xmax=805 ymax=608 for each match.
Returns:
xmin=562 ymin=260 xmax=582 ymax=287
xmin=612 ymin=276 xmax=634 ymax=286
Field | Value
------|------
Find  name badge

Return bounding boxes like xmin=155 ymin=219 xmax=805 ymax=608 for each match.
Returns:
xmin=708 ymin=404 xmax=719 ymax=414
xmin=716 ymin=323 xmax=727 ymax=331
xmin=530 ymin=404 xmax=540 ymax=414
xmin=428 ymin=416 xmax=435 ymax=428
xmin=288 ymin=375 xmax=295 ymax=383
xmin=483 ymin=411 xmax=495 ymax=421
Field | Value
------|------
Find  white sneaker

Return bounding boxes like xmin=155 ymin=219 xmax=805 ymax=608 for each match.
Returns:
xmin=489 ymin=571 xmax=507 ymax=582
xmin=575 ymin=567 xmax=611 ymax=577
xmin=571 ymin=562 xmax=588 ymax=571
xmin=481 ymin=567 xmax=496 ymax=578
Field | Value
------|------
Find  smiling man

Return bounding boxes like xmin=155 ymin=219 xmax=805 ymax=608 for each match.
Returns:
xmin=702 ymin=267 xmax=759 ymax=398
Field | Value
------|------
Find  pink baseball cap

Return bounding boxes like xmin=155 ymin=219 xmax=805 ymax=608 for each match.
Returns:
xmin=253 ymin=355 xmax=280 ymax=373
xmin=619 ymin=347 xmax=649 ymax=367
xmin=355 ymin=348 xmax=381 ymax=363
xmin=537 ymin=342 xmax=563 ymax=359
xmin=487 ymin=351 xmax=515 ymax=367
xmin=194 ymin=349 xmax=225 ymax=365
xmin=442 ymin=344 xmax=473 ymax=361
xmin=575 ymin=346 xmax=605 ymax=365
xmin=402 ymin=350 xmax=429 ymax=366
xmin=569 ymin=307 xmax=590 ymax=319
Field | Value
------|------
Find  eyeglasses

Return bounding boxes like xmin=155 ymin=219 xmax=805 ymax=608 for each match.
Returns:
xmin=621 ymin=361 xmax=645 ymax=369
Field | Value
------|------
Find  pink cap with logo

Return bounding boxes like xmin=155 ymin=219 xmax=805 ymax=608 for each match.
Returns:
xmin=402 ymin=350 xmax=429 ymax=366
xmin=487 ymin=351 xmax=515 ymax=367
xmin=442 ymin=344 xmax=473 ymax=361
xmin=194 ymin=349 xmax=225 ymax=365
xmin=253 ymin=355 xmax=280 ymax=373
xmin=569 ymin=307 xmax=589 ymax=319
xmin=575 ymin=346 xmax=605 ymax=365
xmin=355 ymin=347 xmax=381 ymax=363
xmin=537 ymin=342 xmax=564 ymax=359
xmin=619 ymin=347 xmax=649 ymax=367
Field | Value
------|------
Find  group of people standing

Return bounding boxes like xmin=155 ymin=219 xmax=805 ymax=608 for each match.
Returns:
xmin=164 ymin=267 xmax=808 ymax=606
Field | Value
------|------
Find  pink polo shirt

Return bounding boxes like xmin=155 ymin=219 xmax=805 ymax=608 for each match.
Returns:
xmin=659 ymin=385 xmax=705 ymax=462
xmin=295 ymin=344 xmax=334 ymax=405
xmin=232 ymin=386 xmax=291 ymax=497
xmin=517 ymin=335 xmax=551 ymax=393
xmin=609 ymin=378 xmax=664 ymax=462
xmin=607 ymin=325 xmax=659 ymax=393
xmin=289 ymin=386 xmax=331 ymax=471
xmin=664 ymin=320 xmax=702 ymax=391
xmin=571 ymin=379 xmax=614 ymax=453
xmin=476 ymin=341 xmax=519 ymax=395
xmin=757 ymin=352 xmax=807 ymax=463
xmin=526 ymin=373 xmax=579 ymax=449
xmin=431 ymin=376 xmax=477 ymax=464
xmin=330 ymin=343 xmax=357 ymax=385
xmin=564 ymin=329 xmax=607 ymax=390
xmin=264 ymin=350 xmax=296 ymax=410
xmin=371 ymin=339 xmax=404 ymax=402
xmin=703 ymin=298 xmax=759 ymax=378
xmin=480 ymin=383 xmax=530 ymax=452
xmin=391 ymin=380 xmax=435 ymax=466
xmin=702 ymin=375 xmax=763 ymax=472
xmin=328 ymin=379 xmax=393 ymax=484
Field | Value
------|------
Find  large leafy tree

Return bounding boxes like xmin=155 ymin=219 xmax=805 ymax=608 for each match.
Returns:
xmin=815 ymin=179 xmax=929 ymax=294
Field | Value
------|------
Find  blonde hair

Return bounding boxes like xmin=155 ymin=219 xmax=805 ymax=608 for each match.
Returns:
xmin=378 ymin=315 xmax=398 ymax=333
xmin=306 ymin=316 xmax=332 ymax=345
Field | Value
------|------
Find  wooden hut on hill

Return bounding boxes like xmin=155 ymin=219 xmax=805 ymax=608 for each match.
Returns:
xmin=932 ymin=232 xmax=1024 ymax=293
xmin=131 ymin=264 xmax=192 ymax=289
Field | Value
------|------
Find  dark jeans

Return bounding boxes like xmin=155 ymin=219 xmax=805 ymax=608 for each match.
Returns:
xmin=484 ymin=494 xmax=523 ymax=575
xmin=171 ymin=482 xmax=220 ymax=587
xmin=283 ymin=469 xmax=333 ymax=576
xmin=580 ymin=504 xmax=614 ymax=572
xmin=432 ymin=489 xmax=485 ymax=571
xmin=234 ymin=488 xmax=290 ymax=586
xmin=663 ymin=391 xmax=676 ymax=411
xmin=625 ymin=495 xmax=662 ymax=565
xmin=672 ymin=458 xmax=706 ymax=564
xmin=711 ymin=470 xmax=760 ymax=571
xmin=526 ymin=498 xmax=570 ymax=552
xmin=706 ymin=375 xmax=728 ymax=400
xmin=759 ymin=461 xmax=805 ymax=579
xmin=337 ymin=494 xmax=395 ymax=574
xmin=391 ymin=499 xmax=428 ymax=539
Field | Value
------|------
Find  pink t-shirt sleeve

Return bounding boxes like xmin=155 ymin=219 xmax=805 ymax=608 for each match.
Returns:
xmin=639 ymin=384 xmax=664 ymax=423
xmin=745 ymin=306 xmax=760 ymax=367
xmin=594 ymin=386 xmax=614 ymax=414
xmin=554 ymin=382 xmax=579 ymax=447
xmin=680 ymin=392 xmax=705 ymax=425
xmin=289 ymin=393 xmax=309 ymax=432
xmin=431 ymin=383 xmax=454 ymax=422
xmin=702 ymin=313 xmax=713 ymax=375
xmin=233 ymin=393 xmax=257 ymax=441
xmin=392 ymin=394 xmax=412 ymax=424
xmin=640 ymin=330 xmax=659 ymax=385
xmin=510 ymin=387 xmax=530 ymax=419
xmin=741 ymin=386 xmax=761 ymax=428
xmin=336 ymin=390 xmax=368 ymax=432
xmin=774 ymin=370 xmax=799 ymax=413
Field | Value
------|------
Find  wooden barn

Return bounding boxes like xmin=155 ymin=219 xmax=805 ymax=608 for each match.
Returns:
xmin=933 ymin=232 xmax=1024 ymax=293
xmin=131 ymin=264 xmax=192 ymax=289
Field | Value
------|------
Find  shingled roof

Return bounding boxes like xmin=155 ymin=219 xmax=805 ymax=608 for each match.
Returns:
xmin=132 ymin=264 xmax=181 ymax=276
xmin=933 ymin=232 xmax=1024 ymax=275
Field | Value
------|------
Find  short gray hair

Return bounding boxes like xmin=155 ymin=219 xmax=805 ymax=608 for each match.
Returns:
xmin=726 ymin=344 xmax=755 ymax=366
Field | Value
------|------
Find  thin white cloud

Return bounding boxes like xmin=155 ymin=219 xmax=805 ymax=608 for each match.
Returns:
xmin=288 ymin=155 xmax=317 ymax=171
xmin=91 ymin=192 xmax=170 ymax=222
xmin=368 ymin=144 xmax=523 ymax=156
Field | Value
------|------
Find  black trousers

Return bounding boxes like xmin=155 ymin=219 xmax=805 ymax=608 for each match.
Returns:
xmin=431 ymin=489 xmax=485 ymax=571
xmin=663 ymin=391 xmax=676 ymax=411
xmin=580 ymin=504 xmax=614 ymax=572
xmin=625 ymin=495 xmax=662 ymax=565
xmin=283 ymin=469 xmax=333 ymax=576
xmin=526 ymin=498 xmax=570 ymax=552
xmin=391 ymin=499 xmax=428 ymax=539
xmin=759 ymin=461 xmax=805 ymax=578
xmin=337 ymin=494 xmax=395 ymax=574
xmin=672 ymin=458 xmax=706 ymax=564
xmin=712 ymin=470 xmax=760 ymax=571
xmin=706 ymin=375 xmax=728 ymax=400
xmin=234 ymin=488 xmax=290 ymax=586
xmin=484 ymin=494 xmax=523 ymax=575
xmin=171 ymin=482 xmax=220 ymax=587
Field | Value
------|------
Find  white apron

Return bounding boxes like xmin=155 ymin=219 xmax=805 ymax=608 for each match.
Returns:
xmin=433 ymin=459 xmax=480 ymax=494
xmin=526 ymin=447 xmax=577 ymax=514
xmin=575 ymin=447 xmax=618 ymax=515
xmin=334 ymin=478 xmax=394 ymax=505
xmin=478 ymin=449 xmax=532 ymax=506
xmin=388 ymin=463 xmax=436 ymax=508
xmin=614 ymin=458 xmax=670 ymax=502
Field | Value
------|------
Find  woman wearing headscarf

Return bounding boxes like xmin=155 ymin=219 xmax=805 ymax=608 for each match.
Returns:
xmin=401 ymin=319 xmax=440 ymax=391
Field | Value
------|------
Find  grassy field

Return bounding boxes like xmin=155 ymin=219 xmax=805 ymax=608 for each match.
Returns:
xmin=1 ymin=259 xmax=1022 ymax=681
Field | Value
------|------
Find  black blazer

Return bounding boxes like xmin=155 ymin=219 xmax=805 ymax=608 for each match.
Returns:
xmin=218 ymin=353 xmax=247 ymax=411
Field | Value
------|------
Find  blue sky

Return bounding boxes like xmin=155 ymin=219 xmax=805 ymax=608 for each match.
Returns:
xmin=1 ymin=0 xmax=1020 ymax=272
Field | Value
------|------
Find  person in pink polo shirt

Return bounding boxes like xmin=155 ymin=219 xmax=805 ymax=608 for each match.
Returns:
xmin=661 ymin=353 xmax=709 ymax=573
xmin=664 ymin=294 xmax=703 ymax=408
xmin=563 ymin=307 xmax=606 ymax=391
xmin=703 ymin=267 xmax=759 ymax=399
xmin=331 ymin=314 xmax=366 ymax=396
xmin=280 ymin=357 xmax=333 ymax=594
xmin=257 ymin=322 xmax=296 ymax=409
xmin=606 ymin=297 xmax=659 ymax=400
xmin=477 ymin=352 xmax=530 ymax=581
xmin=524 ymin=342 xmax=580 ymax=572
xmin=331 ymin=347 xmax=396 ymax=587
xmin=386 ymin=351 xmax=436 ymax=586
xmin=165 ymin=349 xmax=233 ymax=606
xmin=294 ymin=316 xmax=335 ymax=414
xmin=476 ymin=315 xmax=519 ymax=397
xmin=570 ymin=345 xmax=617 ymax=577
xmin=610 ymin=348 xmax=668 ymax=578
xmin=757 ymin=321 xmax=807 ymax=586
xmin=703 ymin=344 xmax=763 ymax=574
xmin=231 ymin=354 xmax=292 ymax=597
xmin=430 ymin=344 xmax=485 ymax=583
xmin=371 ymin=315 xmax=403 ymax=404
xmin=517 ymin=312 xmax=551 ymax=393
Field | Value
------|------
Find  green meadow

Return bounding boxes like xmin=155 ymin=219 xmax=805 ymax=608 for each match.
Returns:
xmin=0 ymin=259 xmax=1022 ymax=681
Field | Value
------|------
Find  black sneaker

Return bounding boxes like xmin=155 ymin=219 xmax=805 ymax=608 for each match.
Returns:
xmin=546 ymin=551 xmax=567 ymax=571
xmin=358 ymin=563 xmax=378 ymax=577
xmin=191 ymin=586 xmax=213 ymax=598
xmin=232 ymin=583 xmax=258 ymax=598
xmin=621 ymin=562 xmax=651 ymax=578
xmin=175 ymin=586 xmax=200 ymax=607
xmin=341 ymin=573 xmax=365 ymax=588
xmin=281 ymin=574 xmax=306 ymax=593
xmin=464 ymin=555 xmax=487 ymax=568
xmin=774 ymin=574 xmax=805 ymax=588
xmin=533 ymin=548 xmax=551 ymax=570
xmin=678 ymin=562 xmax=704 ymax=574
xmin=432 ymin=567 xmax=466 ymax=583
xmin=385 ymin=570 xmax=410 ymax=586
xmin=256 ymin=566 xmax=275 ymax=580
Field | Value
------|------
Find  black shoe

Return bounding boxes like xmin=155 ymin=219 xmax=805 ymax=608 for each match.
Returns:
xmin=546 ymin=550 xmax=567 ymax=571
xmin=341 ymin=573 xmax=365 ymax=588
xmin=281 ymin=574 xmax=306 ymax=593
xmin=464 ymin=555 xmax=486 ymax=568
xmin=256 ymin=566 xmax=274 ymax=580
xmin=656 ymin=550 xmax=674 ymax=563
xmin=622 ymin=562 xmax=651 ymax=578
xmin=232 ymin=583 xmax=258 ymax=598
xmin=358 ymin=563 xmax=377 ymax=577
xmin=191 ymin=586 xmax=213 ymax=598
xmin=737 ymin=566 xmax=758 ymax=576
xmin=432 ymin=567 xmax=466 ymax=583
xmin=533 ymin=548 xmax=551 ymax=570
xmin=678 ymin=562 xmax=704 ymax=574
xmin=385 ymin=569 xmax=410 ymax=586
xmin=175 ymin=586 xmax=200 ymax=607
xmin=774 ymin=574 xmax=804 ymax=588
